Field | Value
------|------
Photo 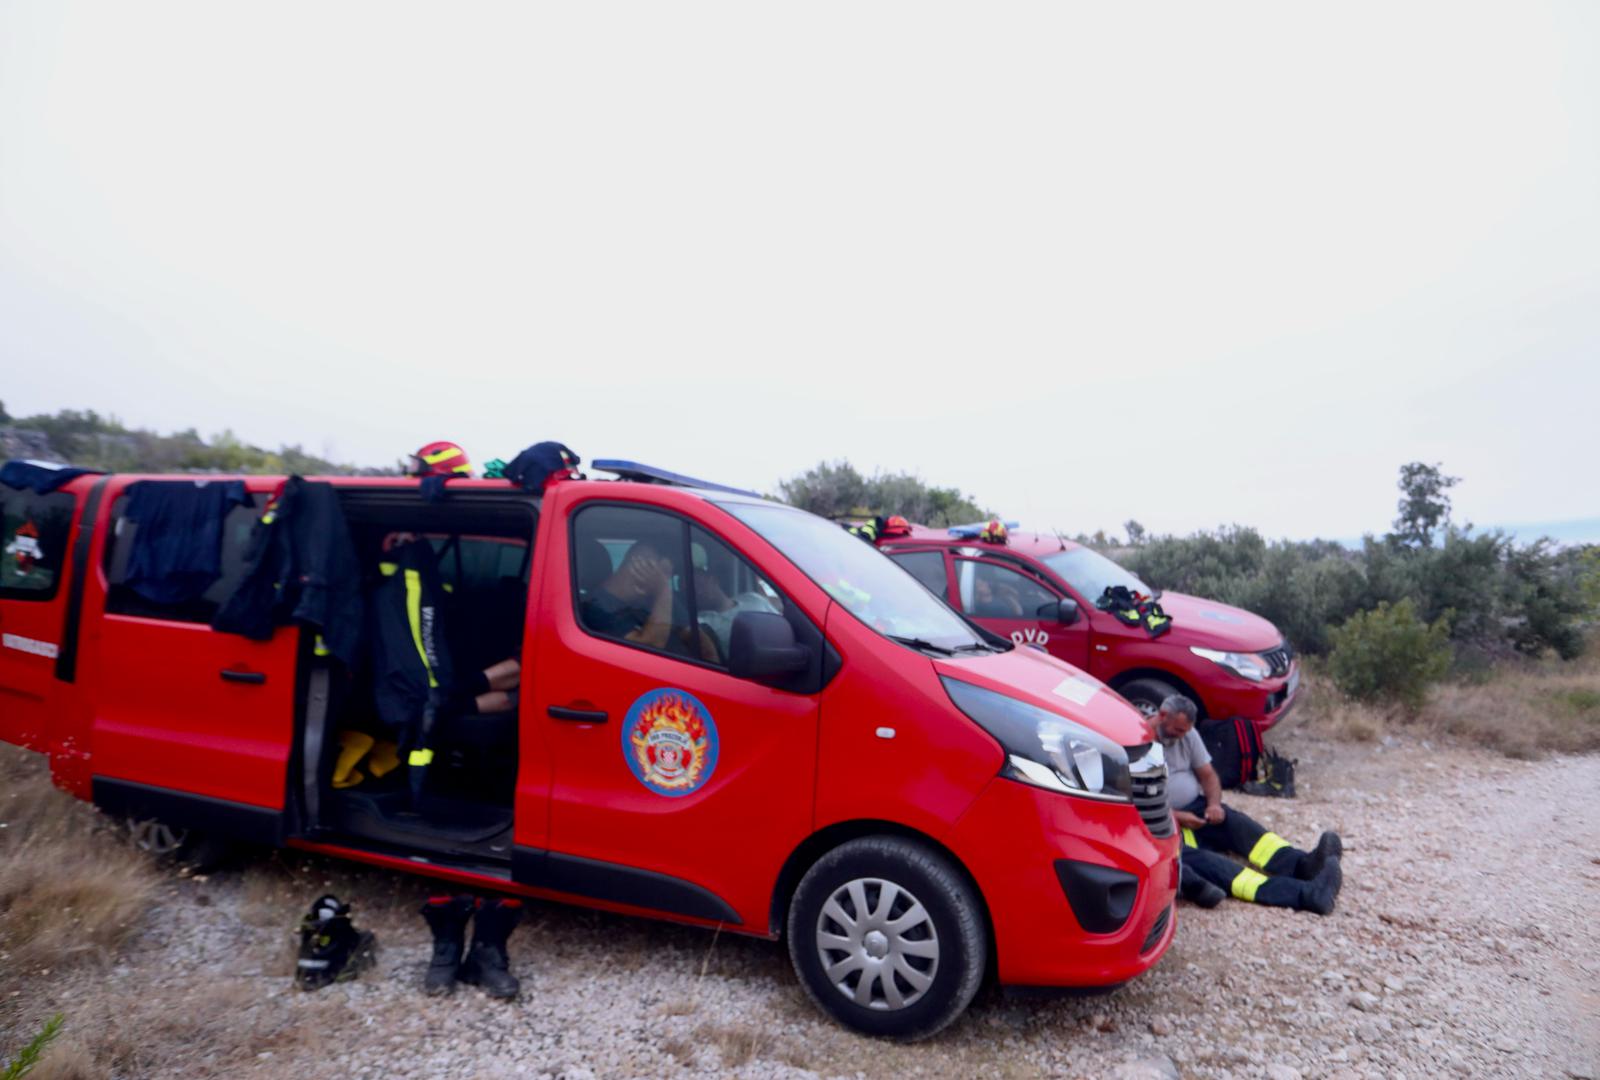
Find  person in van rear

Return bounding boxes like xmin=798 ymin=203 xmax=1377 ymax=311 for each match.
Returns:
xmin=1157 ymin=696 xmax=1345 ymax=915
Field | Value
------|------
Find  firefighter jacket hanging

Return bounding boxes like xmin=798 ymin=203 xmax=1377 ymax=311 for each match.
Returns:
xmin=368 ymin=538 xmax=456 ymax=800
xmin=212 ymin=477 xmax=365 ymax=666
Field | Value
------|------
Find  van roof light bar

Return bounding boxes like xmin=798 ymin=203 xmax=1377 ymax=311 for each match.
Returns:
xmin=591 ymin=460 xmax=763 ymax=498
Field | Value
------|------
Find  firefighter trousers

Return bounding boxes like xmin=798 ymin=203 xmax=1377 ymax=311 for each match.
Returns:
xmin=1177 ymin=796 xmax=1311 ymax=878
xmin=1181 ymin=846 xmax=1314 ymax=908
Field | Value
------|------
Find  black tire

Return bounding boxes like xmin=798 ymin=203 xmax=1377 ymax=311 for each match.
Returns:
xmin=127 ymin=818 xmax=236 ymax=872
xmin=786 ymin=836 xmax=986 ymax=1040
xmin=1116 ymin=677 xmax=1191 ymax=721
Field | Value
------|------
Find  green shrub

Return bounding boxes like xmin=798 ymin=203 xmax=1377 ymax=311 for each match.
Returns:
xmin=1327 ymin=599 xmax=1452 ymax=710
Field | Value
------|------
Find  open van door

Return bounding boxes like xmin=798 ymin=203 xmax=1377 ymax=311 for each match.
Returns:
xmin=0 ymin=474 xmax=100 ymax=752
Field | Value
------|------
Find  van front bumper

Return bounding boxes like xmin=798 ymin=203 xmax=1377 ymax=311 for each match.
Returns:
xmin=952 ymin=777 xmax=1180 ymax=988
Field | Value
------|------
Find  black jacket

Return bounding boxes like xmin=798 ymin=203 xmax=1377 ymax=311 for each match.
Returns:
xmin=212 ymin=477 xmax=364 ymax=666
xmin=368 ymin=538 xmax=455 ymax=739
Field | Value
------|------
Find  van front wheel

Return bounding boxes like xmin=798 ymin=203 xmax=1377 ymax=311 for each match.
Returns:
xmin=786 ymin=836 xmax=985 ymax=1040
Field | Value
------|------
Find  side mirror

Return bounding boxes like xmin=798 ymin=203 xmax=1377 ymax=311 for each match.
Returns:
xmin=728 ymin=611 xmax=811 ymax=685
xmin=1037 ymin=598 xmax=1080 ymax=625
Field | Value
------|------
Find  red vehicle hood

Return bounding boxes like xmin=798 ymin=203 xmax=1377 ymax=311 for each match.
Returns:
xmin=933 ymin=647 xmax=1153 ymax=747
xmin=1152 ymin=591 xmax=1283 ymax=652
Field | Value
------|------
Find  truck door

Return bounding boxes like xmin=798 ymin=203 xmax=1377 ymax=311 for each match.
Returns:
xmin=954 ymin=556 xmax=1090 ymax=668
xmin=82 ymin=478 xmax=297 ymax=834
xmin=531 ymin=500 xmax=819 ymax=929
xmin=0 ymin=475 xmax=93 ymax=751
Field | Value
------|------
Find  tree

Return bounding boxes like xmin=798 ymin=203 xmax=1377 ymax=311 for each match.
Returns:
xmin=1124 ymin=519 xmax=1147 ymax=546
xmin=779 ymin=460 xmax=986 ymax=527
xmin=0 ymin=399 xmax=10 ymax=424
xmin=1393 ymin=462 xmax=1459 ymax=548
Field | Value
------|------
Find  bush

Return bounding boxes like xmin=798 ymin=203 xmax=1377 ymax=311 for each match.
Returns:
xmin=1327 ymin=599 xmax=1452 ymax=711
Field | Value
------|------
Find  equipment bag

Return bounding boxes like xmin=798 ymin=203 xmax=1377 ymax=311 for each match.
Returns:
xmin=1197 ymin=716 xmax=1266 ymax=790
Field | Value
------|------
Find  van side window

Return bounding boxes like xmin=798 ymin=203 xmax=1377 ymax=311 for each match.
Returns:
xmin=0 ymin=484 xmax=75 ymax=600
xmin=689 ymin=526 xmax=784 ymax=664
xmin=103 ymin=492 xmax=265 ymax=622
xmin=572 ymin=505 xmax=718 ymax=665
xmin=957 ymin=558 xmax=1059 ymax=619
xmin=888 ymin=550 xmax=949 ymax=597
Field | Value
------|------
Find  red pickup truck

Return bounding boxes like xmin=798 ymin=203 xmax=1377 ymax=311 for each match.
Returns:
xmin=878 ymin=523 xmax=1300 ymax=734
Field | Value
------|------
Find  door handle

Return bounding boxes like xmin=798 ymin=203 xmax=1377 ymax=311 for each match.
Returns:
xmin=221 ymin=669 xmax=267 ymax=685
xmin=548 ymin=705 xmax=608 ymax=723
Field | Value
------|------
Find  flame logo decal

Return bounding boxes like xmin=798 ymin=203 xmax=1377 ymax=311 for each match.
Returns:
xmin=622 ymin=688 xmax=719 ymax=797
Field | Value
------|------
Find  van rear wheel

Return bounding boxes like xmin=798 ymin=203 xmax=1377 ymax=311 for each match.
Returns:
xmin=786 ymin=836 xmax=985 ymax=1040
xmin=128 ymin=818 xmax=233 ymax=872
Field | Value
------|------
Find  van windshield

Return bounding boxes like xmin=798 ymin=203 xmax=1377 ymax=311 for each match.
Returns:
xmin=720 ymin=503 xmax=986 ymax=652
xmin=1042 ymin=547 xmax=1151 ymax=602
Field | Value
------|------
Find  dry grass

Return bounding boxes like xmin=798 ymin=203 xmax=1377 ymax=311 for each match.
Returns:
xmin=1298 ymin=646 xmax=1600 ymax=759
xmin=0 ymin=746 xmax=159 ymax=982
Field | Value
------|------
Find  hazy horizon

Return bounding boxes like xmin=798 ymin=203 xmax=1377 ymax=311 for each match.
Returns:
xmin=4 ymin=3 xmax=1596 ymax=543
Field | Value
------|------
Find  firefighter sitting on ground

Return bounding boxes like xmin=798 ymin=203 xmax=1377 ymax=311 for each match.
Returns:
xmin=1156 ymin=695 xmax=1345 ymax=915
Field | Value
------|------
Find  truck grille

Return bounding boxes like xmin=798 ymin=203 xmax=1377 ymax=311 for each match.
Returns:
xmin=1261 ymin=643 xmax=1293 ymax=678
xmin=1126 ymin=742 xmax=1173 ymax=839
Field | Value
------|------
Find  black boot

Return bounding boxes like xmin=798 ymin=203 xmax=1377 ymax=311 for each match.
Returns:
xmin=420 ymin=895 xmax=475 ymax=996
xmin=459 ymin=898 xmax=523 ymax=999
xmin=1179 ymin=864 xmax=1226 ymax=909
xmin=296 ymin=894 xmax=376 ymax=991
xmin=1298 ymin=831 xmax=1343 ymax=881
xmin=1298 ymin=856 xmax=1343 ymax=916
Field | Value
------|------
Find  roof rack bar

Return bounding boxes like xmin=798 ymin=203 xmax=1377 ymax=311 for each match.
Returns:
xmin=591 ymin=459 xmax=762 ymax=499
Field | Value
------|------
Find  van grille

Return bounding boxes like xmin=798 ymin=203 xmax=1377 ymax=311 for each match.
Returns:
xmin=1126 ymin=742 xmax=1173 ymax=839
xmin=1262 ymin=644 xmax=1293 ymax=678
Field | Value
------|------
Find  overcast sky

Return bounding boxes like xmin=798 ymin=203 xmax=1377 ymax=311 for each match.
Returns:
xmin=2 ymin=2 xmax=1596 ymax=540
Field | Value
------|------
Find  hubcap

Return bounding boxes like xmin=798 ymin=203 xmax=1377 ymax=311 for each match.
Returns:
xmin=1133 ymin=698 xmax=1159 ymax=719
xmin=815 ymin=877 xmax=939 ymax=1011
xmin=129 ymin=818 xmax=188 ymax=856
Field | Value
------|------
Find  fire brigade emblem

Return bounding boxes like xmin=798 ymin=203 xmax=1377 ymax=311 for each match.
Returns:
xmin=622 ymin=688 xmax=718 ymax=797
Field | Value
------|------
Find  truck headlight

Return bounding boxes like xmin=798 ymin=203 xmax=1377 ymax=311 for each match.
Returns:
xmin=942 ymin=677 xmax=1131 ymax=801
xmin=1189 ymin=646 xmax=1272 ymax=682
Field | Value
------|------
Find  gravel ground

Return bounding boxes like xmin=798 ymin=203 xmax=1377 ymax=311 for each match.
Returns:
xmin=7 ymin=724 xmax=1600 ymax=1079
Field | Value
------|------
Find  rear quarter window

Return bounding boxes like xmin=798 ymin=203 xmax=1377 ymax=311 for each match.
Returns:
xmin=0 ymin=484 xmax=76 ymax=601
xmin=102 ymin=493 xmax=265 ymax=622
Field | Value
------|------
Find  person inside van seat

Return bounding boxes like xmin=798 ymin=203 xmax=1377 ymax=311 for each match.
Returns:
xmin=693 ymin=569 xmax=778 ymax=656
xmin=1157 ymin=695 xmax=1345 ymax=914
xmin=582 ymin=541 xmax=715 ymax=660
xmin=450 ymin=658 xmax=521 ymax=715
xmin=971 ymin=576 xmax=1024 ymax=618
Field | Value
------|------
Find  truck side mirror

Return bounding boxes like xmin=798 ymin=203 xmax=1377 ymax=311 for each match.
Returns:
xmin=728 ymin=611 xmax=811 ymax=686
xmin=1037 ymin=598 xmax=1080 ymax=625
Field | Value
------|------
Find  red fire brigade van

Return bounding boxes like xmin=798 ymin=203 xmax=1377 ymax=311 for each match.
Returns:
xmin=0 ymin=465 xmax=1178 ymax=1038
xmin=878 ymin=524 xmax=1300 ymax=734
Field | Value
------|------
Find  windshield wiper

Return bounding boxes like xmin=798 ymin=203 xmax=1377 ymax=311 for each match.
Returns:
xmin=887 ymin=634 xmax=956 ymax=656
xmin=951 ymin=642 xmax=996 ymax=654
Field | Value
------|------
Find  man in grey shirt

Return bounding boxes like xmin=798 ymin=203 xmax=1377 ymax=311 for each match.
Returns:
xmin=1157 ymin=695 xmax=1345 ymax=915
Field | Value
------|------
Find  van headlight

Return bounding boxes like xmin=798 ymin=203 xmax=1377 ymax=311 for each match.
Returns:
xmin=941 ymin=677 xmax=1131 ymax=802
xmin=1189 ymin=646 xmax=1271 ymax=682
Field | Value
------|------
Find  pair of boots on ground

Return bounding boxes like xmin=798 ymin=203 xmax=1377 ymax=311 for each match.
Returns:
xmin=421 ymin=895 xmax=523 ymax=999
xmin=1180 ymin=830 xmax=1344 ymax=915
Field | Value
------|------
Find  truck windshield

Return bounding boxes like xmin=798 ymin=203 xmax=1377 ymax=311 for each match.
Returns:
xmin=1043 ymin=547 xmax=1151 ymax=602
xmin=719 ymin=503 xmax=986 ymax=652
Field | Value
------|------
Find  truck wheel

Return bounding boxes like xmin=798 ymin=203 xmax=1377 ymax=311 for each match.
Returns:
xmin=1117 ymin=677 xmax=1191 ymax=720
xmin=786 ymin=836 xmax=985 ymax=1040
